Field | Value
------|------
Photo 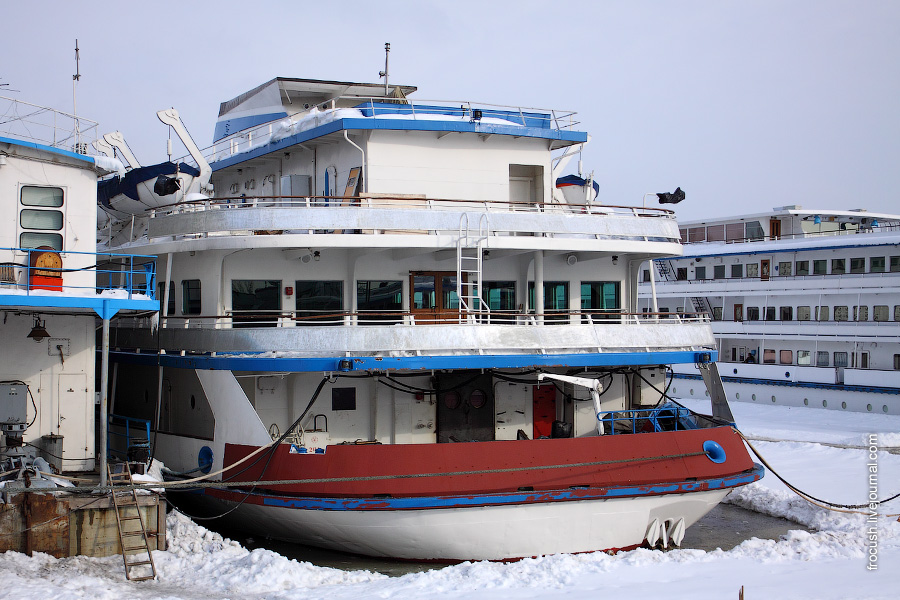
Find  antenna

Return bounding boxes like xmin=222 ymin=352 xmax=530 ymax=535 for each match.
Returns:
xmin=378 ymin=42 xmax=390 ymax=97
xmin=72 ymin=39 xmax=82 ymax=152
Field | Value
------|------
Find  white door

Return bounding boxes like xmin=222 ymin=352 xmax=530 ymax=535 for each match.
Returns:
xmin=57 ymin=373 xmax=93 ymax=470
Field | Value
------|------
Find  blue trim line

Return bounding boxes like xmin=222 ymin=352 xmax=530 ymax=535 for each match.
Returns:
xmin=0 ymin=135 xmax=95 ymax=165
xmin=208 ymin=463 xmax=765 ymax=511
xmin=672 ymin=371 xmax=900 ymax=395
xmin=110 ymin=349 xmax=718 ymax=372
xmin=213 ymin=112 xmax=290 ymax=142
xmin=211 ymin=118 xmax=588 ymax=171
xmin=0 ymin=294 xmax=157 ymax=318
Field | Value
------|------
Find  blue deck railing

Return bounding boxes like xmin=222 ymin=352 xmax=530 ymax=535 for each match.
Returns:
xmin=599 ymin=404 xmax=699 ymax=434
xmin=108 ymin=413 xmax=152 ymax=461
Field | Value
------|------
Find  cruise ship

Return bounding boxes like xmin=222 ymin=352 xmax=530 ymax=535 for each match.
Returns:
xmin=98 ymin=76 xmax=761 ymax=560
xmin=639 ymin=206 xmax=900 ymax=414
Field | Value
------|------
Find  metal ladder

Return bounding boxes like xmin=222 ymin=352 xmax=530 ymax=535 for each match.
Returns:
xmin=457 ymin=213 xmax=491 ymax=321
xmin=108 ymin=463 xmax=157 ymax=581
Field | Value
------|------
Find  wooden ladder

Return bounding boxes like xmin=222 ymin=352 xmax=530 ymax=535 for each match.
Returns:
xmin=108 ymin=463 xmax=157 ymax=581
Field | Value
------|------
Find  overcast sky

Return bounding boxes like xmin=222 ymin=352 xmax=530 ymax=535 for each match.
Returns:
xmin=3 ymin=0 xmax=898 ymax=222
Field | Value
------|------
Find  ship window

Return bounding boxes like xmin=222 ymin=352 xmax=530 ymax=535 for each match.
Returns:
xmin=712 ymin=306 xmax=723 ymax=321
xmin=688 ymin=227 xmax=706 ymax=242
xmin=679 ymin=229 xmax=688 ymax=243
xmin=357 ymin=280 xmax=403 ymax=323
xmin=481 ymin=281 xmax=517 ymax=313
xmin=891 ymin=256 xmax=900 ymax=272
xmin=295 ymin=280 xmax=342 ymax=325
xmin=831 ymin=259 xmax=845 ymax=274
xmin=746 ymin=263 xmax=758 ymax=277
xmin=658 ymin=307 xmax=670 ymax=318
xmin=854 ymin=306 xmax=868 ymax=321
xmin=895 ymin=355 xmax=900 ymax=370
xmin=895 ymin=306 xmax=900 ymax=321
xmin=182 ymin=279 xmax=202 ymax=315
xmin=816 ymin=351 xmax=829 ymax=367
xmin=731 ymin=264 xmax=743 ymax=278
xmin=21 ymin=186 xmax=64 ymax=207
xmin=834 ymin=306 xmax=849 ymax=321
xmin=468 ymin=389 xmax=487 ymax=409
xmin=873 ymin=305 xmax=889 ymax=321
xmin=813 ymin=260 xmax=827 ymax=275
xmin=747 ymin=307 xmax=760 ymax=321
xmin=694 ymin=266 xmax=706 ymax=280
xmin=332 ymin=387 xmax=356 ymax=411
xmin=19 ymin=232 xmax=63 ymax=251
xmin=816 ymin=306 xmax=829 ymax=321
xmin=780 ymin=350 xmax=793 ymax=364
xmin=232 ymin=279 xmax=281 ymax=326
xmin=676 ymin=268 xmax=688 ymax=280
xmin=745 ymin=221 xmax=765 ymax=241
xmin=20 ymin=209 xmax=63 ymax=230
xmin=157 ymin=280 xmax=175 ymax=316
xmin=797 ymin=306 xmax=810 ymax=321
xmin=870 ymin=257 xmax=885 ymax=273
xmin=725 ymin=223 xmax=744 ymax=241
xmin=581 ymin=281 xmax=620 ymax=320
xmin=706 ymin=225 xmax=725 ymax=242
xmin=778 ymin=262 xmax=791 ymax=276
xmin=763 ymin=349 xmax=776 ymax=364
xmin=19 ymin=186 xmax=65 ymax=251
xmin=798 ymin=350 xmax=811 ymax=365
xmin=796 ymin=260 xmax=809 ymax=276
xmin=780 ymin=306 xmax=793 ymax=321
xmin=642 ymin=269 xmax=651 ymax=282
xmin=850 ymin=258 xmax=865 ymax=274
xmin=528 ymin=281 xmax=569 ymax=322
xmin=765 ymin=307 xmax=776 ymax=321
xmin=834 ymin=352 xmax=848 ymax=367
xmin=714 ymin=265 xmax=726 ymax=279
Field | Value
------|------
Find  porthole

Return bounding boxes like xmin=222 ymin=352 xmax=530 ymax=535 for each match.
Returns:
xmin=705 ymin=390 xmax=709 ymax=397
xmin=803 ymin=398 xmax=809 ymax=406
xmin=752 ymin=394 xmax=757 ymax=401
xmin=190 ymin=394 xmax=196 ymax=410
xmin=735 ymin=392 xmax=740 ymax=400
xmin=841 ymin=402 xmax=847 ymax=410
xmin=883 ymin=405 xmax=889 ymax=413
xmin=822 ymin=400 xmax=828 ymax=408
xmin=867 ymin=404 xmax=873 ymax=412
xmin=672 ymin=387 xmax=677 ymax=394
xmin=443 ymin=391 xmax=461 ymax=410
xmin=469 ymin=389 xmax=487 ymax=409
xmin=784 ymin=372 xmax=790 ymax=378
xmin=733 ymin=368 xmax=738 ymax=375
xmin=689 ymin=389 xmax=694 ymax=395
xmin=771 ymin=396 xmax=776 ymax=403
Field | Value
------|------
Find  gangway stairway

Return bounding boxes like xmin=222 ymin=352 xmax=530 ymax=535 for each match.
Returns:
xmin=457 ymin=213 xmax=491 ymax=322
xmin=108 ymin=463 xmax=157 ymax=581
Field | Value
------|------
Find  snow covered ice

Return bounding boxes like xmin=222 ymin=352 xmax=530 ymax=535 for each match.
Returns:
xmin=1 ymin=400 xmax=898 ymax=599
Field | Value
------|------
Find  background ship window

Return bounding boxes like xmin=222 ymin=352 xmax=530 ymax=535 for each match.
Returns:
xmin=813 ymin=260 xmax=827 ymax=275
xmin=687 ymin=227 xmax=705 ymax=242
xmin=694 ymin=266 xmax=706 ymax=280
xmin=834 ymin=352 xmax=849 ymax=367
xmin=780 ymin=306 xmax=793 ymax=321
xmin=231 ymin=279 xmax=281 ymax=326
xmin=831 ymin=259 xmax=846 ymax=274
xmin=795 ymin=260 xmax=809 ymax=276
xmin=182 ymin=279 xmax=202 ymax=315
xmin=746 ymin=263 xmax=758 ymax=277
xmin=725 ymin=223 xmax=744 ymax=241
xmin=745 ymin=221 xmax=765 ymax=241
xmin=296 ymin=280 xmax=343 ymax=325
xmin=894 ymin=305 xmax=900 ymax=321
xmin=890 ymin=256 xmax=900 ymax=272
xmin=706 ymin=224 xmax=725 ymax=242
xmin=834 ymin=305 xmax=849 ymax=321
xmin=442 ymin=391 xmax=461 ymax=410
xmin=779 ymin=350 xmax=793 ymax=364
xmin=798 ymin=350 xmax=811 ymax=365
xmin=894 ymin=355 xmax=900 ymax=370
xmin=357 ymin=280 xmax=403 ymax=323
xmin=873 ymin=305 xmax=889 ymax=321
xmin=580 ymin=281 xmax=620 ymax=321
xmin=642 ymin=269 xmax=651 ymax=282
xmin=731 ymin=264 xmax=743 ymax=278
xmin=816 ymin=306 xmax=829 ymax=321
xmin=870 ymin=257 xmax=885 ymax=273
xmin=817 ymin=351 xmax=829 ymax=367
xmin=714 ymin=265 xmax=725 ymax=279
xmin=763 ymin=349 xmax=776 ymax=364
xmin=854 ymin=306 xmax=868 ymax=321
xmin=332 ymin=387 xmax=356 ymax=411
xmin=679 ymin=229 xmax=688 ymax=243
xmin=747 ymin=307 xmax=760 ymax=321
xmin=676 ymin=268 xmax=687 ymax=280
xmin=712 ymin=306 xmax=723 ymax=321
xmin=797 ymin=306 xmax=811 ymax=320
xmin=765 ymin=307 xmax=776 ymax=321
xmin=778 ymin=262 xmax=791 ymax=276
xmin=468 ymin=389 xmax=487 ymax=409
xmin=157 ymin=280 xmax=176 ymax=315
xmin=850 ymin=258 xmax=866 ymax=274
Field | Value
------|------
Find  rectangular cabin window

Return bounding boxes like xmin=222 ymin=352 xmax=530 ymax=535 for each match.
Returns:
xmin=834 ymin=305 xmax=849 ymax=321
xmin=688 ymin=227 xmax=706 ymax=242
xmin=482 ymin=281 xmax=517 ymax=316
xmin=816 ymin=306 xmax=830 ymax=321
xmin=725 ymin=223 xmax=744 ymax=241
xmin=765 ymin=307 xmax=776 ymax=321
xmin=712 ymin=306 xmax=723 ymax=321
xmin=528 ymin=281 xmax=569 ymax=322
xmin=745 ymin=221 xmax=765 ymax=241
xmin=714 ymin=265 xmax=726 ymax=279
xmin=831 ymin=259 xmax=845 ymax=274
xmin=817 ymin=351 xmax=829 ymax=367
xmin=797 ymin=306 xmax=811 ymax=321
xmin=19 ymin=186 xmax=64 ymax=251
xmin=780 ymin=350 xmax=793 ymax=364
xmin=581 ymin=281 xmax=620 ymax=320
xmin=834 ymin=352 xmax=848 ymax=368
xmin=891 ymin=256 xmax=900 ymax=272
xmin=695 ymin=266 xmax=706 ymax=280
xmin=763 ymin=349 xmax=776 ymax=364
xmin=182 ymin=279 xmax=202 ymax=315
xmin=871 ymin=257 xmax=885 ymax=273
xmin=850 ymin=258 xmax=866 ymax=274
xmin=813 ymin=260 xmax=827 ymax=275
xmin=706 ymin=225 xmax=725 ymax=242
xmin=676 ymin=267 xmax=688 ymax=280
xmin=746 ymin=263 xmax=759 ymax=277
xmin=778 ymin=262 xmax=792 ymax=276
xmin=854 ymin=306 xmax=868 ymax=322
xmin=232 ymin=279 xmax=281 ymax=326
xmin=796 ymin=260 xmax=809 ymax=275
xmin=295 ymin=280 xmax=343 ymax=325
xmin=873 ymin=305 xmax=889 ymax=322
xmin=747 ymin=307 xmax=760 ymax=321
xmin=157 ymin=281 xmax=175 ymax=316
xmin=798 ymin=350 xmax=811 ymax=365
xmin=357 ymin=280 xmax=403 ymax=323
xmin=780 ymin=306 xmax=793 ymax=321
xmin=895 ymin=306 xmax=900 ymax=322
xmin=731 ymin=264 xmax=743 ymax=278
xmin=642 ymin=269 xmax=650 ymax=282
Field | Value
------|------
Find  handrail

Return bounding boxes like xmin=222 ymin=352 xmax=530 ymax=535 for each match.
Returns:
xmin=0 ymin=96 xmax=99 ymax=151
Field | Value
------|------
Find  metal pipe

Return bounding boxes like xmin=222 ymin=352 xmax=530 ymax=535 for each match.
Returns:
xmin=99 ymin=314 xmax=110 ymax=487
xmin=343 ymin=130 xmax=366 ymax=194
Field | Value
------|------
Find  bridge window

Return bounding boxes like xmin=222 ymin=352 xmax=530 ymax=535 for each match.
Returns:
xmin=19 ymin=186 xmax=64 ymax=250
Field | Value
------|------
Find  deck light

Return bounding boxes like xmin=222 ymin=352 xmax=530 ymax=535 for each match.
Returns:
xmin=27 ymin=315 xmax=50 ymax=342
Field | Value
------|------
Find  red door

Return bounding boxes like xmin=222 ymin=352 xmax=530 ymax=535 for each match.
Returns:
xmin=532 ymin=385 xmax=556 ymax=438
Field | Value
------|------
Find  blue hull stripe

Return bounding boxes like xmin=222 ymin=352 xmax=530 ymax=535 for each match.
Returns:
xmin=672 ymin=372 xmax=900 ymax=395
xmin=204 ymin=464 xmax=765 ymax=511
xmin=110 ymin=349 xmax=718 ymax=372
